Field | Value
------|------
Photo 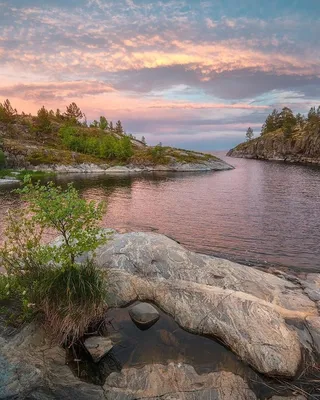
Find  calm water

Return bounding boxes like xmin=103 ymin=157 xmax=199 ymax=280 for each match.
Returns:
xmin=1 ymin=154 xmax=320 ymax=271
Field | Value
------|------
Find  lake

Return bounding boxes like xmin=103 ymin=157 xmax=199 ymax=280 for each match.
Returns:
xmin=1 ymin=154 xmax=320 ymax=272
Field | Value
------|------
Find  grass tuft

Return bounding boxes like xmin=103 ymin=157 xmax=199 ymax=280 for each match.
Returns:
xmin=34 ymin=261 xmax=108 ymax=344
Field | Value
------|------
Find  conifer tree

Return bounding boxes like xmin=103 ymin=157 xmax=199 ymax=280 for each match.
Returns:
xmin=245 ymin=127 xmax=254 ymax=141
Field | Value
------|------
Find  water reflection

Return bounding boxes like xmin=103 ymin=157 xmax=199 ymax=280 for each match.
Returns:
xmin=1 ymin=158 xmax=320 ymax=271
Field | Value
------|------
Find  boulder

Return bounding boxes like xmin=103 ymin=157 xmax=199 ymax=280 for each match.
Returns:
xmin=84 ymin=336 xmax=113 ymax=363
xmin=129 ymin=302 xmax=160 ymax=328
xmin=0 ymin=323 xmax=105 ymax=400
xmin=95 ymin=232 xmax=319 ymax=377
xmin=103 ymin=363 xmax=257 ymax=400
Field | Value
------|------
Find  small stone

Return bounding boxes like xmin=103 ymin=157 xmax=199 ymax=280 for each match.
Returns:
xmin=129 ymin=302 xmax=160 ymax=328
xmin=84 ymin=336 xmax=113 ymax=363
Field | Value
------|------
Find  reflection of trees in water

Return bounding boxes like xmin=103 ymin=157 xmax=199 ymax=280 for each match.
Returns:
xmin=54 ymin=171 xmax=211 ymax=197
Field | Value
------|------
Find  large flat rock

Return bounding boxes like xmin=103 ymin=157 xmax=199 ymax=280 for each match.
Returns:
xmin=96 ymin=232 xmax=319 ymax=377
xmin=103 ymin=363 xmax=257 ymax=400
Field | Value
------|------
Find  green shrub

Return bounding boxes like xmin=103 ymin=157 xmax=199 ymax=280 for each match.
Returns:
xmin=0 ymin=178 xmax=108 ymax=343
xmin=0 ymin=273 xmax=35 ymax=327
xmin=59 ymin=125 xmax=133 ymax=161
xmin=151 ymin=143 xmax=167 ymax=163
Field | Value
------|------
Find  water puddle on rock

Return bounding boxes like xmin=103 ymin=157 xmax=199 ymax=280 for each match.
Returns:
xmin=67 ymin=303 xmax=308 ymax=399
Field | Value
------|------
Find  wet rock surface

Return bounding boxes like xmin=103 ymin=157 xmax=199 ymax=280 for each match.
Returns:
xmin=103 ymin=363 xmax=257 ymax=400
xmin=84 ymin=336 xmax=114 ymax=363
xmin=129 ymin=302 xmax=160 ymax=328
xmin=96 ymin=232 xmax=320 ymax=377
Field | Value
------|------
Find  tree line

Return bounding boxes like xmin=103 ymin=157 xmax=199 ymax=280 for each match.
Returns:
xmin=245 ymin=105 xmax=320 ymax=141
xmin=0 ymin=99 xmax=126 ymax=136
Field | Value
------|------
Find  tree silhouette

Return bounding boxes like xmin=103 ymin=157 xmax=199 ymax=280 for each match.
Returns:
xmin=245 ymin=127 xmax=254 ymax=141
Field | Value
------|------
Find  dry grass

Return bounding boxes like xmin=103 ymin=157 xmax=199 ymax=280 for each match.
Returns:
xmin=33 ymin=261 xmax=108 ymax=344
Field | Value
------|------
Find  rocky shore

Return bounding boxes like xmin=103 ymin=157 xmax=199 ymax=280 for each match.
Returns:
xmin=30 ymin=158 xmax=234 ymax=174
xmin=1 ymin=231 xmax=320 ymax=399
xmin=227 ymin=130 xmax=320 ymax=165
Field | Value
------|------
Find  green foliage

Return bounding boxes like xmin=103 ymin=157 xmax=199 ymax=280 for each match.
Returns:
xmin=36 ymin=106 xmax=52 ymax=133
xmin=0 ymin=274 xmax=35 ymax=326
xmin=151 ymin=143 xmax=166 ymax=162
xmin=17 ymin=178 xmax=107 ymax=266
xmin=307 ymin=106 xmax=320 ymax=133
xmin=60 ymin=125 xmax=134 ymax=161
xmin=0 ymin=99 xmax=17 ymax=123
xmin=0 ymin=179 xmax=108 ymax=342
xmin=261 ymin=107 xmax=297 ymax=136
xmin=99 ymin=116 xmax=108 ymax=130
xmin=245 ymin=127 xmax=254 ymax=141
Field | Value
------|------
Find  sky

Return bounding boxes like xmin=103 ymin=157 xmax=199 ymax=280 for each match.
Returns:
xmin=0 ymin=1 xmax=319 ymax=150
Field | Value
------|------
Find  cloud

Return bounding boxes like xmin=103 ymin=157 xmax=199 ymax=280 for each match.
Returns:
xmin=0 ymin=81 xmax=115 ymax=101
xmin=147 ymin=102 xmax=268 ymax=110
xmin=0 ymin=0 xmax=320 ymax=149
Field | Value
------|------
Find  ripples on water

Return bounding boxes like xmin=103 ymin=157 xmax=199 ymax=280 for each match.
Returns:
xmin=1 ymin=155 xmax=320 ymax=271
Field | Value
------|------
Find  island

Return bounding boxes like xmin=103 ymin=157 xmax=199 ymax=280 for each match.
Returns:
xmin=0 ymin=99 xmax=233 ymax=180
xmin=227 ymin=106 xmax=320 ymax=165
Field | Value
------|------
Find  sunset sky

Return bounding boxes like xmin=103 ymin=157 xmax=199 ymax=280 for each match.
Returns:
xmin=1 ymin=1 xmax=319 ymax=150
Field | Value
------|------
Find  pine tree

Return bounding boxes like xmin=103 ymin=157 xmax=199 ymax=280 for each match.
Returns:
xmin=295 ymin=113 xmax=305 ymax=128
xmin=0 ymin=99 xmax=17 ymax=123
xmin=64 ymin=103 xmax=83 ymax=123
xmin=141 ymin=136 xmax=146 ymax=145
xmin=245 ymin=127 xmax=254 ymax=141
xmin=56 ymin=109 xmax=62 ymax=120
xmin=261 ymin=109 xmax=280 ymax=135
xmin=115 ymin=120 xmax=123 ymax=133
xmin=109 ymin=121 xmax=114 ymax=131
xmin=36 ymin=106 xmax=52 ymax=133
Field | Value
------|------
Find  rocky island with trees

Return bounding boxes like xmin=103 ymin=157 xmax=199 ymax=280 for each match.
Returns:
xmin=227 ymin=105 xmax=320 ymax=165
xmin=0 ymin=99 xmax=232 ymax=181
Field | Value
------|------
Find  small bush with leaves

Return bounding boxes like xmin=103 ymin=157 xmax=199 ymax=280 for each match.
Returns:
xmin=0 ymin=177 xmax=108 ymax=343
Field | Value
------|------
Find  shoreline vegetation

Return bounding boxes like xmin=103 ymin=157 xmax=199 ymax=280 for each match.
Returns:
xmin=0 ymin=178 xmax=108 ymax=343
xmin=227 ymin=105 xmax=320 ymax=165
xmin=0 ymin=99 xmax=233 ymax=176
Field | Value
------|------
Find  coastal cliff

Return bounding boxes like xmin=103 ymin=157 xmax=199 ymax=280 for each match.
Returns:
xmin=227 ymin=128 xmax=320 ymax=164
xmin=227 ymin=105 xmax=320 ymax=165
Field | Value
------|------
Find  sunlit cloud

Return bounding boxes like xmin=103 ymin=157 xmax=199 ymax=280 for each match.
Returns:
xmin=0 ymin=0 xmax=319 ymax=149
xmin=0 ymin=81 xmax=115 ymax=101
